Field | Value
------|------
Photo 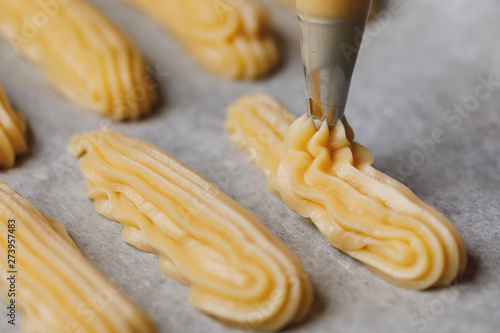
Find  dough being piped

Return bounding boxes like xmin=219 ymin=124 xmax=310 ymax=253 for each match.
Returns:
xmin=123 ymin=0 xmax=280 ymax=79
xmin=226 ymin=94 xmax=467 ymax=290
xmin=68 ymin=129 xmax=313 ymax=330
xmin=0 ymin=86 xmax=27 ymax=168
xmin=0 ymin=0 xmax=157 ymax=120
xmin=0 ymin=181 xmax=156 ymax=333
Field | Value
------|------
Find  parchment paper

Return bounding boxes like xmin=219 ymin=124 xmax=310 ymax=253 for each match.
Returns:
xmin=1 ymin=0 xmax=499 ymax=332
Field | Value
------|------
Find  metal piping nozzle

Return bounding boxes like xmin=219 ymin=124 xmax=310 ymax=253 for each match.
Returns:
xmin=296 ymin=0 xmax=373 ymax=128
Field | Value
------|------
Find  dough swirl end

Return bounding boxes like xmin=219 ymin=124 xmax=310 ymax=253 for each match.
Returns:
xmin=69 ymin=129 xmax=313 ymax=330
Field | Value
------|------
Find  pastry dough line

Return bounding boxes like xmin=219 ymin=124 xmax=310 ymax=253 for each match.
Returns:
xmin=69 ymin=129 xmax=313 ymax=330
xmin=0 ymin=181 xmax=157 ymax=333
xmin=226 ymin=94 xmax=467 ymax=290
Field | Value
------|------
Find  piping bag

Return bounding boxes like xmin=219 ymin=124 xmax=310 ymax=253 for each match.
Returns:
xmin=296 ymin=0 xmax=373 ymax=128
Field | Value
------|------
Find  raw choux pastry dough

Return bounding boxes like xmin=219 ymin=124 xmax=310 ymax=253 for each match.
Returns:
xmin=68 ymin=129 xmax=313 ymax=330
xmin=0 ymin=181 xmax=157 ymax=333
xmin=226 ymin=94 xmax=467 ymax=290
xmin=0 ymin=86 xmax=27 ymax=168
xmin=123 ymin=0 xmax=280 ymax=79
xmin=0 ymin=0 xmax=157 ymax=120
xmin=225 ymin=94 xmax=295 ymax=195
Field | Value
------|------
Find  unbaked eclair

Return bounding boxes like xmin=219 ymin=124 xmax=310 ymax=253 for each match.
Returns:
xmin=0 ymin=86 xmax=28 ymax=168
xmin=123 ymin=0 xmax=280 ymax=79
xmin=68 ymin=129 xmax=312 ymax=330
xmin=0 ymin=181 xmax=157 ymax=333
xmin=0 ymin=0 xmax=157 ymax=120
xmin=225 ymin=94 xmax=467 ymax=290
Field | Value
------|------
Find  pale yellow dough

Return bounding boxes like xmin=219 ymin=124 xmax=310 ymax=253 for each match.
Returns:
xmin=0 ymin=86 xmax=27 ymax=168
xmin=68 ymin=129 xmax=313 ymax=330
xmin=226 ymin=94 xmax=467 ymax=290
xmin=0 ymin=181 xmax=156 ymax=333
xmin=0 ymin=0 xmax=157 ymax=120
xmin=123 ymin=0 xmax=280 ymax=79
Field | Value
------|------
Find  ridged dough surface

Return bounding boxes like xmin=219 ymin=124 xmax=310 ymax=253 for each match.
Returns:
xmin=0 ymin=0 xmax=157 ymax=120
xmin=226 ymin=94 xmax=467 ymax=290
xmin=271 ymin=0 xmax=379 ymax=20
xmin=0 ymin=181 xmax=157 ymax=333
xmin=123 ymin=0 xmax=280 ymax=79
xmin=272 ymin=0 xmax=296 ymax=7
xmin=296 ymin=0 xmax=372 ymax=18
xmin=0 ymin=86 xmax=27 ymax=168
xmin=68 ymin=129 xmax=312 ymax=330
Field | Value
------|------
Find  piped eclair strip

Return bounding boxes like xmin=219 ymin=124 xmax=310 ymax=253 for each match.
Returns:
xmin=0 ymin=86 xmax=27 ymax=168
xmin=68 ymin=129 xmax=312 ymax=330
xmin=225 ymin=94 xmax=467 ymax=290
xmin=0 ymin=181 xmax=156 ymax=333
xmin=122 ymin=0 xmax=280 ymax=79
xmin=0 ymin=0 xmax=157 ymax=120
